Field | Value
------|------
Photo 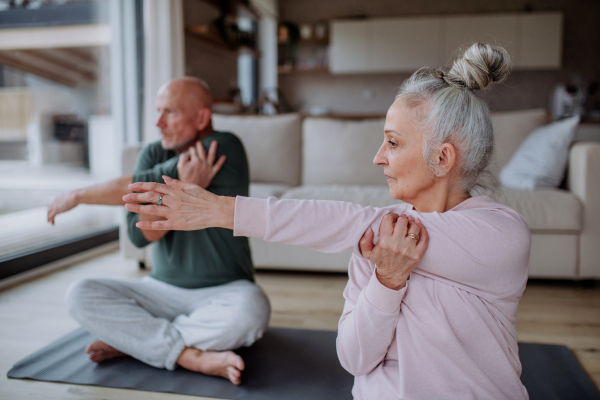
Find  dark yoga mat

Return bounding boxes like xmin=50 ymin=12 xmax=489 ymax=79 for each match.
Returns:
xmin=7 ymin=328 xmax=600 ymax=400
xmin=518 ymin=342 xmax=600 ymax=400
xmin=8 ymin=327 xmax=353 ymax=400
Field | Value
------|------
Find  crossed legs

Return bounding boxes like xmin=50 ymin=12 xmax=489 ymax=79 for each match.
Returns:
xmin=65 ymin=276 xmax=270 ymax=384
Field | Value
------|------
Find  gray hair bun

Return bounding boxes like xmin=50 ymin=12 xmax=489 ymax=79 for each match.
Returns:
xmin=444 ymin=43 xmax=511 ymax=91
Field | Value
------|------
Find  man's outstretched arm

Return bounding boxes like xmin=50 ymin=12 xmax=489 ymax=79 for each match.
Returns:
xmin=48 ymin=140 xmax=225 ymax=227
xmin=47 ymin=175 xmax=133 ymax=225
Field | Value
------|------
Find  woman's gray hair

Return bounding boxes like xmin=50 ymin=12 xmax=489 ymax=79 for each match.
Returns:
xmin=395 ymin=43 xmax=511 ymax=192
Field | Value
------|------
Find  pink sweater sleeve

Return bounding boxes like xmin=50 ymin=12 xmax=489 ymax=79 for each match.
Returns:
xmin=234 ymin=196 xmax=386 ymax=254
xmin=234 ymin=195 xmax=529 ymax=298
xmin=336 ymin=258 xmax=407 ymax=375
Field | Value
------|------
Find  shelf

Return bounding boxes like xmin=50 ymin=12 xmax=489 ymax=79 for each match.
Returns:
xmin=299 ymin=37 xmax=330 ymax=45
xmin=278 ymin=37 xmax=330 ymax=46
xmin=186 ymin=26 xmax=259 ymax=58
xmin=198 ymin=0 xmax=260 ymax=20
xmin=186 ymin=25 xmax=228 ymax=47
xmin=278 ymin=66 xmax=329 ymax=75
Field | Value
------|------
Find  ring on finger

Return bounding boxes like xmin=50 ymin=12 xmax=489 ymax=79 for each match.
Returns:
xmin=407 ymin=233 xmax=419 ymax=243
xmin=158 ymin=195 xmax=163 ymax=206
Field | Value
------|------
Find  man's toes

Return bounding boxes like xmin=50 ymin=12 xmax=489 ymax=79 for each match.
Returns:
xmin=86 ymin=340 xmax=105 ymax=354
xmin=227 ymin=366 xmax=241 ymax=385
xmin=235 ymin=357 xmax=244 ymax=371
xmin=227 ymin=353 xmax=244 ymax=371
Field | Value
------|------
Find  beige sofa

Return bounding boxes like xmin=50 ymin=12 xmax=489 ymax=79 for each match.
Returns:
xmin=121 ymin=110 xmax=600 ymax=279
xmin=212 ymin=111 xmax=600 ymax=279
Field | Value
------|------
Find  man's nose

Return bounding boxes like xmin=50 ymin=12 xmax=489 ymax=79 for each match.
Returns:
xmin=155 ymin=114 xmax=165 ymax=127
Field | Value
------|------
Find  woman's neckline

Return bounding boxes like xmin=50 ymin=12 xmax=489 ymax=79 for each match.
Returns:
xmin=407 ymin=195 xmax=494 ymax=213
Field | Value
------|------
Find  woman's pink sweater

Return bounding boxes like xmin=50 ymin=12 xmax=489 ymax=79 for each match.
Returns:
xmin=233 ymin=195 xmax=530 ymax=400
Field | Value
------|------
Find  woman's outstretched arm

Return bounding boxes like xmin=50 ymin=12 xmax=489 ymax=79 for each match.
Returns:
xmin=124 ymin=176 xmax=394 ymax=255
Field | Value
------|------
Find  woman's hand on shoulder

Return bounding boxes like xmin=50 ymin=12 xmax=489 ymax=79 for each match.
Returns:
xmin=359 ymin=214 xmax=429 ymax=290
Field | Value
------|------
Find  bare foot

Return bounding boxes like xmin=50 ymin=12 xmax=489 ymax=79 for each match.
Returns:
xmin=85 ymin=340 xmax=126 ymax=363
xmin=177 ymin=347 xmax=245 ymax=385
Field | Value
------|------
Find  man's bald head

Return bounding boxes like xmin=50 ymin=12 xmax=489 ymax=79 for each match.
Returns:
xmin=158 ymin=77 xmax=213 ymax=112
xmin=155 ymin=77 xmax=214 ymax=152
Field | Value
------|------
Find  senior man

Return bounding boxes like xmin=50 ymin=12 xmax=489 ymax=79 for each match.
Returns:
xmin=48 ymin=77 xmax=270 ymax=385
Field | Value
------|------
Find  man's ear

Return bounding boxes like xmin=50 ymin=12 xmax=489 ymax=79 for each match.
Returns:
xmin=434 ymin=143 xmax=457 ymax=177
xmin=196 ymin=108 xmax=212 ymax=131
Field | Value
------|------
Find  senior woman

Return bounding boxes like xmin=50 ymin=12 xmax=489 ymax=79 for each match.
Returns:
xmin=124 ymin=43 xmax=530 ymax=400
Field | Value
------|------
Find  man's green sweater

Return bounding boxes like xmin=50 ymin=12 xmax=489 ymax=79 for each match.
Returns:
xmin=126 ymin=130 xmax=253 ymax=289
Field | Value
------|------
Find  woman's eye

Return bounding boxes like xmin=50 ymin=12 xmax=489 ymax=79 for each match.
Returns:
xmin=388 ymin=140 xmax=397 ymax=148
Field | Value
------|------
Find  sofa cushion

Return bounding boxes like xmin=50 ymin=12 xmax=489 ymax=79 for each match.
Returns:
xmin=250 ymin=183 xmax=293 ymax=199
xmin=212 ymin=113 xmax=301 ymax=186
xmin=499 ymin=116 xmax=580 ymax=189
xmin=284 ymin=185 xmax=581 ymax=232
xmin=490 ymin=109 xmax=548 ymax=176
xmin=491 ymin=187 xmax=581 ymax=232
xmin=281 ymin=184 xmax=403 ymax=208
xmin=302 ymin=117 xmax=387 ymax=185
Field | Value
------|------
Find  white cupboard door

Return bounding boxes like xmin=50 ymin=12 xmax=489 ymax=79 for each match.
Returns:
xmin=443 ymin=14 xmax=518 ymax=66
xmin=371 ymin=17 xmax=442 ymax=72
xmin=330 ymin=20 xmax=370 ymax=74
xmin=517 ymin=13 xmax=562 ymax=69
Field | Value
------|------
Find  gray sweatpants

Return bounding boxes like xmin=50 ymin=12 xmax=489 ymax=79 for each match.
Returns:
xmin=65 ymin=276 xmax=271 ymax=370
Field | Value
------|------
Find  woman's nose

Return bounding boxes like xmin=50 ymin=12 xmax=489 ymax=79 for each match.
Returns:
xmin=373 ymin=144 xmax=387 ymax=165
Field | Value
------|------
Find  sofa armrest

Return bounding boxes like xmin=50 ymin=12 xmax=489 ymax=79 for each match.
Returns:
xmin=567 ymin=142 xmax=600 ymax=277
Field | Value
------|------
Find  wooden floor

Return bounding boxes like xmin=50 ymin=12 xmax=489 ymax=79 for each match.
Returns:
xmin=0 ymin=250 xmax=598 ymax=399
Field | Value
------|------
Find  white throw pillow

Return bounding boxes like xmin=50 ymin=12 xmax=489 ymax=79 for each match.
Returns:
xmin=499 ymin=116 xmax=580 ymax=190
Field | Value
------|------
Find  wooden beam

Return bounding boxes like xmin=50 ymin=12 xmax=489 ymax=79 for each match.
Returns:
xmin=0 ymin=24 xmax=110 ymax=50
xmin=0 ymin=50 xmax=94 ymax=84
xmin=0 ymin=52 xmax=79 ymax=87
xmin=54 ymin=47 xmax=98 ymax=66
xmin=26 ymin=48 xmax=97 ymax=73
xmin=20 ymin=49 xmax=97 ymax=80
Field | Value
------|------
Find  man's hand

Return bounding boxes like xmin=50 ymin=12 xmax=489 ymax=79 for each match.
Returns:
xmin=48 ymin=191 xmax=79 ymax=225
xmin=177 ymin=140 xmax=226 ymax=189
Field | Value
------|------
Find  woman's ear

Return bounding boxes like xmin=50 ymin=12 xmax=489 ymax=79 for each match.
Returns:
xmin=434 ymin=143 xmax=457 ymax=177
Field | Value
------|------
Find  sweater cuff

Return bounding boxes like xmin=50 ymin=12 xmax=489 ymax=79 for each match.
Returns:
xmin=233 ymin=196 xmax=267 ymax=238
xmin=364 ymin=271 xmax=407 ymax=313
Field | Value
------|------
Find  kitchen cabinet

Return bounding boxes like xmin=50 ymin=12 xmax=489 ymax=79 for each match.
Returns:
xmin=517 ymin=13 xmax=562 ymax=69
xmin=330 ymin=12 xmax=562 ymax=74
xmin=371 ymin=17 xmax=441 ymax=72
xmin=329 ymin=20 xmax=369 ymax=73
xmin=443 ymin=14 xmax=517 ymax=65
